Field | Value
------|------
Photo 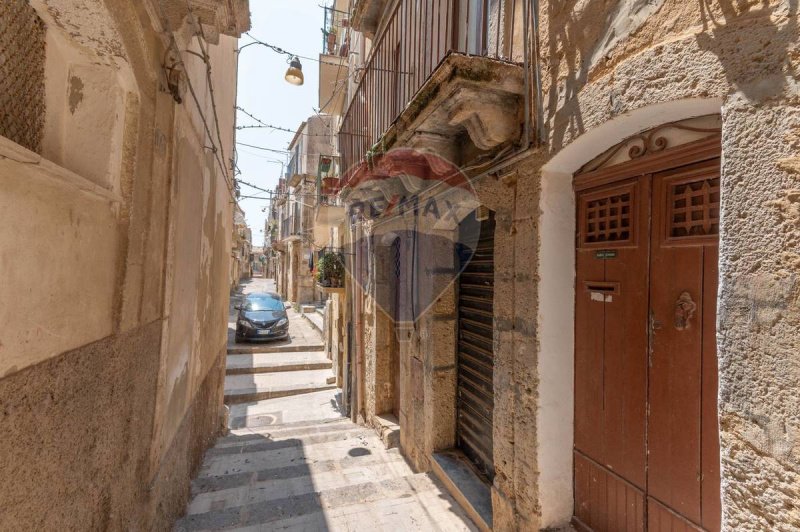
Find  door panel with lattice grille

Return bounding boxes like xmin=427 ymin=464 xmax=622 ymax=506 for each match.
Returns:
xmin=574 ymin=154 xmax=721 ymax=532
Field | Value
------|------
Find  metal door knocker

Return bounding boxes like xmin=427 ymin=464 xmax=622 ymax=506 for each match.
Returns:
xmin=674 ymin=291 xmax=697 ymax=330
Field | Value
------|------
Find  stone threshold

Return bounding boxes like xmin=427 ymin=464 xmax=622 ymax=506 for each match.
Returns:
xmin=373 ymin=413 xmax=400 ymax=449
xmin=430 ymin=450 xmax=493 ymax=532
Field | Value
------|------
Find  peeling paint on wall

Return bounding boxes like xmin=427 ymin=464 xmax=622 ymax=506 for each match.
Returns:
xmin=68 ymin=75 xmax=84 ymax=113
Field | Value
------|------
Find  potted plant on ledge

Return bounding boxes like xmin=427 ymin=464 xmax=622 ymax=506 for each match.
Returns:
xmin=316 ymin=250 xmax=344 ymax=288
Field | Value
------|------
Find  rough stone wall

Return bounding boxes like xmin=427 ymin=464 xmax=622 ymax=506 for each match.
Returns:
xmin=532 ymin=0 xmax=800 ymax=528
xmin=288 ymin=241 xmax=299 ymax=303
xmin=472 ymin=163 xmax=543 ymax=531
xmin=716 ymin=98 xmax=800 ymax=530
xmin=349 ymin=1 xmax=799 ymax=529
xmin=0 ymin=322 xmax=227 ymax=531
xmin=379 ymin=165 xmax=542 ymax=530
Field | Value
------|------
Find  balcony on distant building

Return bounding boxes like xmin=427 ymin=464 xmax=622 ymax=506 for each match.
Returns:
xmin=314 ymin=155 xmax=346 ymax=244
xmin=319 ymin=2 xmax=350 ymax=115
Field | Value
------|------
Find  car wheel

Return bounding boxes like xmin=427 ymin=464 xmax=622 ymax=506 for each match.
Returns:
xmin=234 ymin=335 xmax=242 ymax=344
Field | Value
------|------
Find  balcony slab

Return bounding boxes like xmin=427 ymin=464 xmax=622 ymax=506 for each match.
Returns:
xmin=382 ymin=53 xmax=525 ymax=166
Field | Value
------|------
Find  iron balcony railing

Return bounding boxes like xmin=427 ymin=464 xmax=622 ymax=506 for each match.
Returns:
xmin=322 ymin=5 xmax=349 ymax=56
xmin=287 ymin=152 xmax=299 ymax=179
xmin=339 ymin=0 xmax=525 ymax=175
xmin=280 ymin=214 xmax=302 ymax=240
xmin=316 ymin=154 xmax=342 ymax=205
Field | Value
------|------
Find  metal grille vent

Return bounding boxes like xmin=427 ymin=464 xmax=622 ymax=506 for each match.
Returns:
xmin=669 ymin=177 xmax=720 ymax=237
xmin=0 ymin=0 xmax=46 ymax=153
xmin=583 ymin=191 xmax=632 ymax=244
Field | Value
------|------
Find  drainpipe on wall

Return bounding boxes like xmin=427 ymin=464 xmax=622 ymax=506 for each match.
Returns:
xmin=467 ymin=0 xmax=545 ymax=179
xmin=355 ymin=218 xmax=365 ymax=422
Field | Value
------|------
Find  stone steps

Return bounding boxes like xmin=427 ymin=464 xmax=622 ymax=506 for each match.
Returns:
xmin=223 ymin=370 xmax=336 ymax=404
xmin=225 ymin=351 xmax=332 ymax=375
xmin=226 ymin=343 xmax=323 ymax=354
xmin=187 ymin=450 xmax=411 ymax=512
xmin=218 ymin=417 xmax=354 ymax=447
xmin=197 ymin=425 xmax=384 ymax=478
xmin=177 ymin=415 xmax=477 ymax=532
xmin=301 ymin=308 xmax=324 ymax=335
xmin=176 ymin=471 xmax=451 ymax=530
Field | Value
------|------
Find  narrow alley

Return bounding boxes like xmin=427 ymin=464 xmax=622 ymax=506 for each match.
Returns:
xmin=176 ymin=277 xmax=476 ymax=531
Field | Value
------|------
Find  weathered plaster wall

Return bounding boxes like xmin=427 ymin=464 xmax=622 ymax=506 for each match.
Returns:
xmin=150 ymin=30 xmax=239 ymax=480
xmin=0 ymin=0 xmax=243 ymax=528
xmin=532 ymin=0 xmax=800 ymax=528
xmin=0 ymin=145 xmax=118 ymax=377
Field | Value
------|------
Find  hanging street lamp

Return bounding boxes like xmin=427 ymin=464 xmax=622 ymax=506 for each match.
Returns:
xmin=284 ymin=56 xmax=304 ymax=86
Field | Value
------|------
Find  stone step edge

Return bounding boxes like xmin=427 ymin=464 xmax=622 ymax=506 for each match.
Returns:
xmin=221 ymin=416 xmax=353 ymax=442
xmin=300 ymin=312 xmax=324 ymax=336
xmin=205 ymin=427 xmax=379 ymax=458
xmin=430 ymin=451 xmax=492 ymax=532
xmin=225 ymin=360 xmax=332 ymax=375
xmin=177 ymin=472 xmax=438 ymax=530
xmin=227 ymin=343 xmax=324 ymax=354
xmin=222 ymin=415 xmax=352 ymax=443
xmin=224 ymin=383 xmax=337 ymax=404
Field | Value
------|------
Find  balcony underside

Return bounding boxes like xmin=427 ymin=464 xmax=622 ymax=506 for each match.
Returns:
xmin=313 ymin=203 xmax=346 ymax=246
xmin=381 ymin=53 xmax=525 ymax=167
xmin=153 ymin=0 xmax=251 ymax=42
xmin=351 ymin=0 xmax=389 ymax=39
xmin=287 ymin=173 xmax=311 ymax=188
xmin=319 ymin=54 xmax=348 ymax=115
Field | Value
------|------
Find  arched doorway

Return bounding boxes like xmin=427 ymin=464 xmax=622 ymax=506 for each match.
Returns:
xmin=571 ymin=118 xmax=721 ymax=531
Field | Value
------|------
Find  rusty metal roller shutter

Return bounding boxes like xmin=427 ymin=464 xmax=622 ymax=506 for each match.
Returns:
xmin=456 ymin=212 xmax=495 ymax=481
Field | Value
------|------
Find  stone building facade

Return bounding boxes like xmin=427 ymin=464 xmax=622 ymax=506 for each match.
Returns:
xmin=333 ymin=1 xmax=800 ymax=530
xmin=0 ymin=0 xmax=248 ymax=529
xmin=273 ymin=114 xmax=338 ymax=305
xmin=231 ymin=203 xmax=252 ymax=289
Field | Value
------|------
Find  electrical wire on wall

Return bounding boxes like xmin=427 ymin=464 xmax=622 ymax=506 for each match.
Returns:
xmin=157 ymin=1 xmax=242 ymax=203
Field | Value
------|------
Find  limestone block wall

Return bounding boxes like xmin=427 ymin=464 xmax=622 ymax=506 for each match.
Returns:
xmin=347 ymin=1 xmax=799 ymax=529
xmin=356 ymin=165 xmax=542 ymax=530
xmin=530 ymin=0 xmax=800 ymax=528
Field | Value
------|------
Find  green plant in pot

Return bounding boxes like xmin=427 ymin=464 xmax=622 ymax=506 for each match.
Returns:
xmin=316 ymin=251 xmax=344 ymax=287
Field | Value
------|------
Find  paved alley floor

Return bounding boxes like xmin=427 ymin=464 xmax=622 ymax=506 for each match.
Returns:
xmin=175 ymin=277 xmax=477 ymax=531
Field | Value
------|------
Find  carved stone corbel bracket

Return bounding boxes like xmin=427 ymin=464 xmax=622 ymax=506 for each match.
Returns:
xmin=382 ymin=53 xmax=525 ymax=167
xmin=445 ymin=91 xmax=522 ymax=151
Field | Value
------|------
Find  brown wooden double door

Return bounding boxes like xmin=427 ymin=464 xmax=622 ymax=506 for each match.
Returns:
xmin=574 ymin=155 xmax=721 ymax=531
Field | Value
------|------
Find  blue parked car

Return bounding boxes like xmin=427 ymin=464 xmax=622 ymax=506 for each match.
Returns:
xmin=234 ymin=293 xmax=289 ymax=342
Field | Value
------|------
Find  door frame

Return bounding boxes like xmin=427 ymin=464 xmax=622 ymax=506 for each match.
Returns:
xmin=535 ymin=101 xmax=723 ymax=529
